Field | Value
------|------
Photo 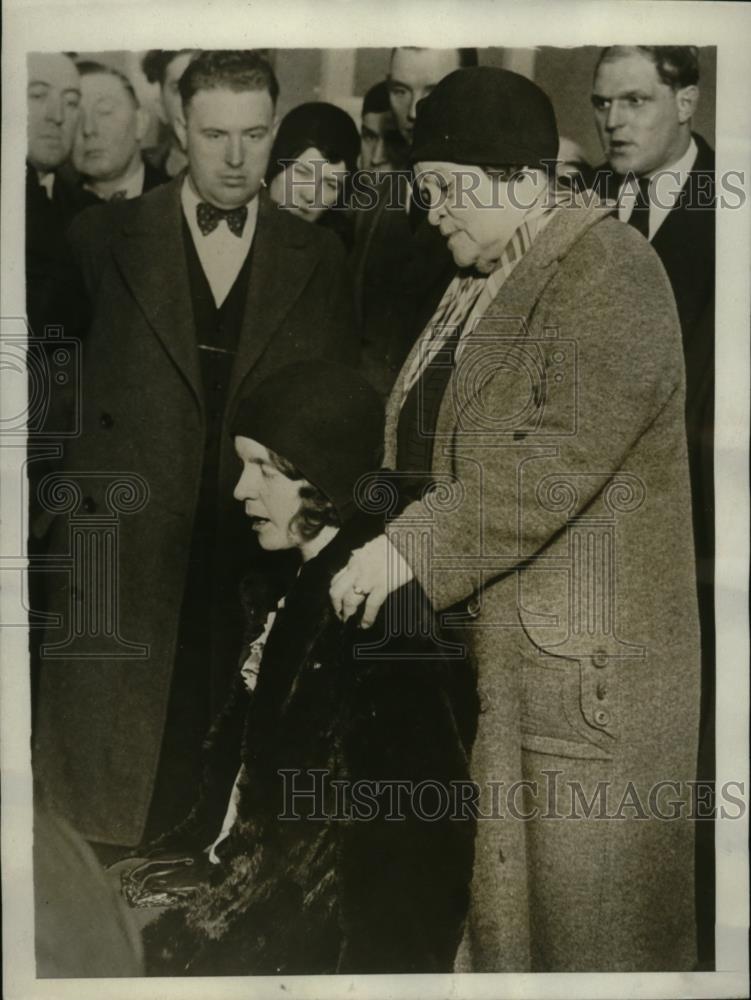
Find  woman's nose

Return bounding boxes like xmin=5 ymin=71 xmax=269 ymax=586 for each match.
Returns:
xmin=233 ymin=467 xmax=258 ymax=501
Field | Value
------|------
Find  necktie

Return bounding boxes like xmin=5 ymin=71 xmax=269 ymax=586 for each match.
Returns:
xmin=628 ymin=176 xmax=651 ymax=239
xmin=196 ymin=201 xmax=248 ymax=238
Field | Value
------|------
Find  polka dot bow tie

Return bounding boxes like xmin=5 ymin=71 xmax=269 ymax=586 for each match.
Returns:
xmin=196 ymin=201 xmax=248 ymax=237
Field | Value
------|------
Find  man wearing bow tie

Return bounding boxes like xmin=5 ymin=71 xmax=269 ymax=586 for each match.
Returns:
xmin=34 ymin=51 xmax=357 ymax=854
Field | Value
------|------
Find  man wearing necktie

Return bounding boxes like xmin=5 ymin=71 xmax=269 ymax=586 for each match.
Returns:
xmin=34 ymin=50 xmax=357 ymax=854
xmin=591 ymin=47 xmax=716 ymax=965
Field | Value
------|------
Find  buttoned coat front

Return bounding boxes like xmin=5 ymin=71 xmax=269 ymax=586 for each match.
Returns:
xmin=34 ymin=179 xmax=357 ymax=847
xmin=384 ymin=200 xmax=701 ymax=971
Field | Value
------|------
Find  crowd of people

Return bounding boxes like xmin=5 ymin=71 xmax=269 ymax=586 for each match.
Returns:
xmin=26 ymin=45 xmax=715 ymax=976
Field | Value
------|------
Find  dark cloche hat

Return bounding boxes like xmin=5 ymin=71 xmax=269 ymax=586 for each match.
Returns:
xmin=231 ymin=361 xmax=384 ymax=520
xmin=410 ymin=66 xmax=559 ymax=169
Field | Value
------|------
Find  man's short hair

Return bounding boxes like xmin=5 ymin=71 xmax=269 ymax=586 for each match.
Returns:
xmin=362 ymin=80 xmax=392 ymax=116
xmin=389 ymin=46 xmax=479 ymax=69
xmin=595 ymin=46 xmax=700 ymax=90
xmin=141 ymin=49 xmax=199 ymax=87
xmin=75 ymin=59 xmax=139 ymax=108
xmin=178 ymin=50 xmax=279 ymax=109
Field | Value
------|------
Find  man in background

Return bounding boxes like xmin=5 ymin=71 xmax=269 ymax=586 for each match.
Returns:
xmin=591 ymin=44 xmax=715 ymax=967
xmin=353 ymin=47 xmax=477 ymax=396
xmin=141 ymin=48 xmax=200 ymax=177
xmin=73 ymin=61 xmax=167 ymax=203
xmin=25 ymin=54 xmax=87 ymax=703
xmin=25 ymin=52 xmax=84 ymax=339
xmin=359 ymin=79 xmax=407 ymax=174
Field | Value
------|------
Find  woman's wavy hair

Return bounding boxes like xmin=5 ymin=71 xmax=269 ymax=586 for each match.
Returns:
xmin=266 ymin=449 xmax=341 ymax=542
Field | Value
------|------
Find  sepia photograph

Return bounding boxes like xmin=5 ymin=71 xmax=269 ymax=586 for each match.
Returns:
xmin=1 ymin=1 xmax=749 ymax=998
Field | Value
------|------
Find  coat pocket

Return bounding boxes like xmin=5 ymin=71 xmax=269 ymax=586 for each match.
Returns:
xmin=518 ymin=611 xmax=617 ymax=760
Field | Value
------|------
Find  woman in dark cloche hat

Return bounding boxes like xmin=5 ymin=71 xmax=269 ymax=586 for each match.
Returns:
xmin=266 ymin=101 xmax=360 ymax=248
xmin=135 ymin=361 xmax=478 ymax=976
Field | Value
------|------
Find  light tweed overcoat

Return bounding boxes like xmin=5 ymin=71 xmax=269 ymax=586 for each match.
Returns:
xmin=383 ymin=199 xmax=700 ymax=972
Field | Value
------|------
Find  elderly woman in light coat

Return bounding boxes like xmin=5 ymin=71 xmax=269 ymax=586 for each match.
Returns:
xmin=331 ymin=67 xmax=700 ymax=972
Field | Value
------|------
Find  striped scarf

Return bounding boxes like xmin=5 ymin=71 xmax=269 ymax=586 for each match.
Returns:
xmin=399 ymin=191 xmax=563 ymax=408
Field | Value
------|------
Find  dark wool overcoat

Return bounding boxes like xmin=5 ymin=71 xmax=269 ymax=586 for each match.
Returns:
xmin=33 ymin=179 xmax=357 ymax=846
xmin=142 ymin=515 xmax=479 ymax=976
xmin=384 ymin=198 xmax=702 ymax=971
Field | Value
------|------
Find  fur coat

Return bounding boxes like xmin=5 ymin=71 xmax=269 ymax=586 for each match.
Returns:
xmin=143 ymin=514 xmax=478 ymax=976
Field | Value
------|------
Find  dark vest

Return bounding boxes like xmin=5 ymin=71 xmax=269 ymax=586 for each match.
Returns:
xmin=144 ymin=217 xmax=254 ymax=841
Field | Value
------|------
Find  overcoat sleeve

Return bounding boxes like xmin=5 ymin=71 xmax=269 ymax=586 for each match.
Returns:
xmin=386 ymin=223 xmax=686 ymax=611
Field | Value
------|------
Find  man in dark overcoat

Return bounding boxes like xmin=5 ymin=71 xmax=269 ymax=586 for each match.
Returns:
xmin=352 ymin=47 xmax=475 ymax=396
xmin=590 ymin=45 xmax=715 ymax=962
xmin=34 ymin=50 xmax=358 ymax=851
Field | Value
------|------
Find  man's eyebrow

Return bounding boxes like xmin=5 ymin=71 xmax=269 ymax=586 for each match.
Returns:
xmin=28 ymin=79 xmax=50 ymax=88
xmin=592 ymin=89 xmax=650 ymax=100
xmin=388 ymin=77 xmax=410 ymax=89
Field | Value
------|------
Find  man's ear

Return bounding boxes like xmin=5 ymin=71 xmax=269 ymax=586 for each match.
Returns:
xmin=174 ymin=108 xmax=188 ymax=152
xmin=676 ymin=84 xmax=699 ymax=125
xmin=134 ymin=106 xmax=150 ymax=145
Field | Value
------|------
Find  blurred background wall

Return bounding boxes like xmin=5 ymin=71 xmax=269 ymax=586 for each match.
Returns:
xmin=74 ymin=46 xmax=717 ymax=167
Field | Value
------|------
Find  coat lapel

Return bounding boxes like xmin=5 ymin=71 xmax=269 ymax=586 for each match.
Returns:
xmin=227 ymin=192 xmax=322 ymax=405
xmin=383 ymin=200 xmax=611 ymax=467
xmin=112 ymin=178 xmax=203 ymax=407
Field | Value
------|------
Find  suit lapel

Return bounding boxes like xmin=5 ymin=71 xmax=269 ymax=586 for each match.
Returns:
xmin=112 ymin=178 xmax=203 ymax=407
xmin=227 ymin=192 xmax=321 ymax=405
xmin=651 ymin=134 xmax=715 ymax=258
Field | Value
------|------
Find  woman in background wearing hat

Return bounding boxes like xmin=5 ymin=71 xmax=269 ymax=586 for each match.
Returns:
xmin=138 ymin=361 xmax=477 ymax=976
xmin=266 ymin=101 xmax=360 ymax=250
xmin=331 ymin=68 xmax=701 ymax=971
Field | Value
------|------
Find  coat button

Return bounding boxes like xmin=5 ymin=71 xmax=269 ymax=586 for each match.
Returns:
xmin=82 ymin=496 xmax=97 ymax=514
xmin=99 ymin=412 xmax=114 ymax=429
xmin=593 ymin=708 xmax=610 ymax=727
xmin=592 ymin=649 xmax=608 ymax=668
xmin=596 ymin=682 xmax=608 ymax=700
xmin=466 ymin=596 xmax=482 ymax=619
